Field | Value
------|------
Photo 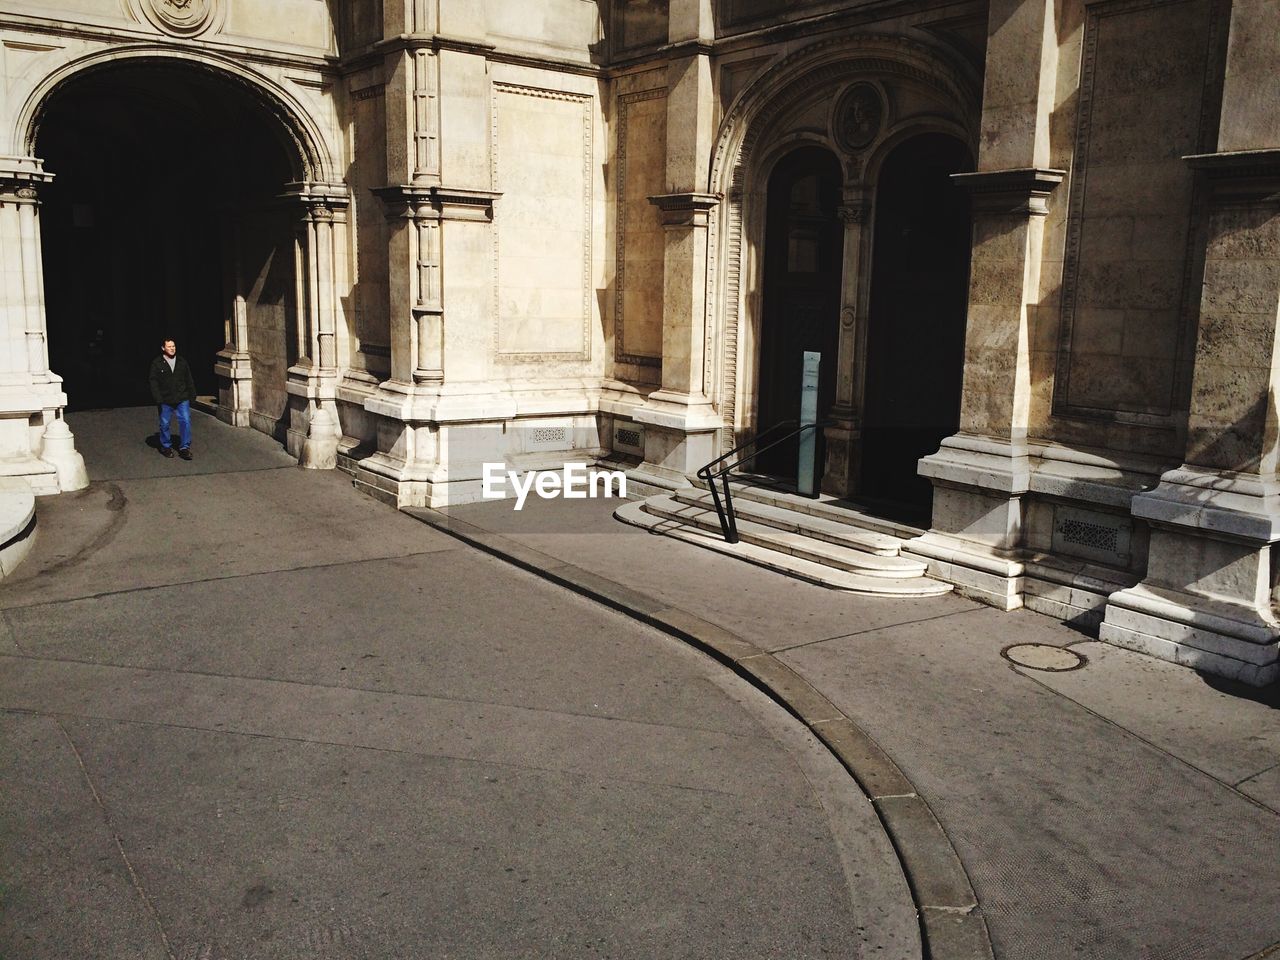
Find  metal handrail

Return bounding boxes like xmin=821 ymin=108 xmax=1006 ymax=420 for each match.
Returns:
xmin=695 ymin=419 xmax=831 ymax=544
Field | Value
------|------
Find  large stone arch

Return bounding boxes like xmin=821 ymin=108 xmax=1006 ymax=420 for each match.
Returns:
xmin=705 ymin=33 xmax=981 ymax=471
xmin=14 ymin=44 xmax=336 ymax=183
xmin=1 ymin=43 xmax=352 ymax=480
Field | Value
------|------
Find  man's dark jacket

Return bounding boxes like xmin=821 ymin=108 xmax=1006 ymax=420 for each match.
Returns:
xmin=149 ymin=355 xmax=197 ymax=406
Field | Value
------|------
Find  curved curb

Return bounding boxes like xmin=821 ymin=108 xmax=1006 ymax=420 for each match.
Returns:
xmin=403 ymin=505 xmax=995 ymax=960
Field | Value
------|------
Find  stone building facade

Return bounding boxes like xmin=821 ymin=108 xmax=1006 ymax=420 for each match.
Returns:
xmin=1 ymin=0 xmax=1277 ymax=684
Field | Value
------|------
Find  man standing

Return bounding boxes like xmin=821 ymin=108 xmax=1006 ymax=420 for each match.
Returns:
xmin=148 ymin=338 xmax=197 ymax=460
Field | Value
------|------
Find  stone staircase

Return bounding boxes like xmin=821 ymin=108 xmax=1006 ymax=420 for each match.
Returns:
xmin=615 ymin=481 xmax=952 ymax=598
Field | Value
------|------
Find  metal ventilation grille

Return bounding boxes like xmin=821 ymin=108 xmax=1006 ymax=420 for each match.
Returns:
xmin=1058 ymin=518 xmax=1119 ymax=554
xmin=616 ymin=428 xmax=642 ymax=449
xmin=613 ymin=423 xmax=644 ymax=455
xmin=1051 ymin=506 xmax=1131 ymax=567
xmin=529 ymin=426 xmax=568 ymax=447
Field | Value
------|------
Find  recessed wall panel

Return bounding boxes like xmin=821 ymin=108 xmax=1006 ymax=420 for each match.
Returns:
xmin=1055 ymin=0 xmax=1220 ymax=421
xmin=492 ymin=83 xmax=592 ymax=361
xmin=615 ymin=88 xmax=667 ymax=367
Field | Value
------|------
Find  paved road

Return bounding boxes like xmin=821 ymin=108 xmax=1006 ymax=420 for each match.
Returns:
xmin=0 ymin=408 xmax=919 ymax=960
xmin=442 ymin=492 xmax=1280 ymax=960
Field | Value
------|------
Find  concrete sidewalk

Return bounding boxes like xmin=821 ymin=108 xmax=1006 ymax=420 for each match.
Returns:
xmin=0 ymin=408 xmax=920 ymax=960
xmin=422 ymin=492 xmax=1280 ymax=960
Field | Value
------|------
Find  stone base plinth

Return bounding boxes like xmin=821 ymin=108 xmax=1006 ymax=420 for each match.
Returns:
xmin=1021 ymin=557 xmax=1136 ymax=633
xmin=637 ymin=423 xmax=719 ymax=485
xmin=1101 ymin=584 xmax=1279 ymax=687
xmin=903 ymin=531 xmax=1025 ymax=609
xmin=909 ymin=437 xmax=1030 ymax=608
xmin=1096 ymin=467 xmax=1280 ymax=686
xmin=352 ymin=453 xmax=436 ymax=509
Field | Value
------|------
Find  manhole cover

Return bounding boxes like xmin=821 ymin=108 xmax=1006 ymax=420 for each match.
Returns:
xmin=1001 ymin=643 xmax=1086 ymax=672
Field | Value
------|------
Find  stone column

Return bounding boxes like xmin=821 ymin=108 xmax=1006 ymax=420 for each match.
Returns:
xmin=633 ymin=0 xmax=722 ymax=481
xmin=410 ymin=200 xmax=443 ymax=382
xmin=283 ymin=182 xmax=350 ymax=469
xmin=824 ymin=194 xmax=872 ymax=496
xmin=0 ymin=157 xmax=86 ymax=493
xmin=1100 ymin=4 xmax=1280 ymax=685
xmin=213 ymin=218 xmax=253 ymax=426
xmin=904 ymin=0 xmax=1064 ymax=608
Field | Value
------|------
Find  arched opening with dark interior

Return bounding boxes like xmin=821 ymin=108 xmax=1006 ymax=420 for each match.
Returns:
xmin=859 ymin=133 xmax=972 ymax=523
xmin=35 ymin=62 xmax=301 ymax=421
xmin=755 ymin=146 xmax=844 ymax=480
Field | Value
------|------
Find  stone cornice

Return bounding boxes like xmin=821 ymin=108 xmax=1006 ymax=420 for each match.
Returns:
xmin=950 ymin=167 xmax=1066 ymax=216
xmin=1184 ymin=150 xmax=1280 ymax=203
xmin=339 ymin=33 xmax=601 ymax=79
xmin=603 ymin=0 xmax=985 ymax=76
xmin=0 ymin=156 xmax=53 ymax=184
xmin=373 ymin=184 xmax=501 ymax=222
xmin=647 ymin=191 xmax=721 ymax=227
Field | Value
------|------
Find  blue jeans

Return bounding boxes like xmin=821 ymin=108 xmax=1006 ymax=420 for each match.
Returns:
xmin=159 ymin=401 xmax=192 ymax=451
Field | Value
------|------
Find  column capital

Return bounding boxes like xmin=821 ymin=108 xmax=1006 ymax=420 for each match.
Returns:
xmin=281 ymin=181 xmax=350 ymax=209
xmin=373 ymin=184 xmax=501 ymax=222
xmin=0 ymin=156 xmax=53 ymax=200
xmin=950 ymin=167 xmax=1065 ymax=216
xmin=647 ymin=191 xmax=720 ymax=227
xmin=1184 ymin=150 xmax=1280 ymax=204
xmin=282 ymin=182 xmax=350 ymax=226
xmin=837 ymin=202 xmax=871 ymax=224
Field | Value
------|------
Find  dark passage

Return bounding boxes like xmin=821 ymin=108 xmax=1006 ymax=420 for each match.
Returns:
xmin=37 ymin=65 xmax=295 ymax=410
xmin=859 ymin=134 xmax=972 ymax=518
xmin=755 ymin=146 xmax=844 ymax=479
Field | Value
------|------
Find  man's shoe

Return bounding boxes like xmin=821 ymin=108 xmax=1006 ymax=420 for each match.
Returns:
xmin=179 ymin=448 xmax=192 ymax=461
xmin=160 ymin=447 xmax=175 ymax=458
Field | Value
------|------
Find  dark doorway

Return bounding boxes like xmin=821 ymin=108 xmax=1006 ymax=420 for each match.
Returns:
xmin=36 ymin=64 xmax=297 ymax=411
xmin=859 ymin=134 xmax=972 ymax=520
xmin=755 ymin=147 xmax=844 ymax=479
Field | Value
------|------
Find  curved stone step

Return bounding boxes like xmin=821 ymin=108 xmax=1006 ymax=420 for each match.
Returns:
xmin=642 ymin=495 xmax=927 ymax=579
xmin=0 ymin=478 xmax=36 ymax=579
xmin=726 ymin=482 xmax=927 ymax=540
xmin=674 ymin=487 xmax=902 ymax=556
xmin=616 ymin=500 xmax=952 ymax=598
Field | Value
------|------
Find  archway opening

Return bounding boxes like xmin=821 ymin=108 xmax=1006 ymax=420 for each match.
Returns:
xmin=859 ymin=133 xmax=972 ymax=521
xmin=35 ymin=62 xmax=300 ymax=417
xmin=755 ymin=146 xmax=844 ymax=480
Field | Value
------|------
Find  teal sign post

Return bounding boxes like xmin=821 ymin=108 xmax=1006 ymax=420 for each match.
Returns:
xmin=797 ymin=351 xmax=820 ymax=497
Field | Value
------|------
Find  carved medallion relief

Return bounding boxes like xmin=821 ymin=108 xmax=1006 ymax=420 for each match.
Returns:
xmin=832 ymin=82 xmax=884 ymax=153
xmin=131 ymin=0 xmax=223 ymax=37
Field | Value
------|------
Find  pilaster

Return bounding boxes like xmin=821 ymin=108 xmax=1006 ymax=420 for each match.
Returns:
xmin=355 ymin=185 xmax=499 ymax=507
xmin=0 ymin=156 xmax=85 ymax=494
xmin=900 ymin=0 xmax=1063 ymax=607
xmin=212 ymin=293 xmax=253 ymax=428
xmin=366 ymin=185 xmax=498 ymax=413
xmin=213 ymin=220 xmax=253 ymax=427
xmin=1100 ymin=151 xmax=1280 ymax=686
xmin=634 ymin=14 xmax=720 ymax=481
xmin=635 ymin=191 xmax=722 ymax=479
xmin=906 ymin=167 xmax=1065 ymax=608
xmin=282 ymin=181 xmax=351 ymax=470
xmin=824 ymin=195 xmax=872 ymax=497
